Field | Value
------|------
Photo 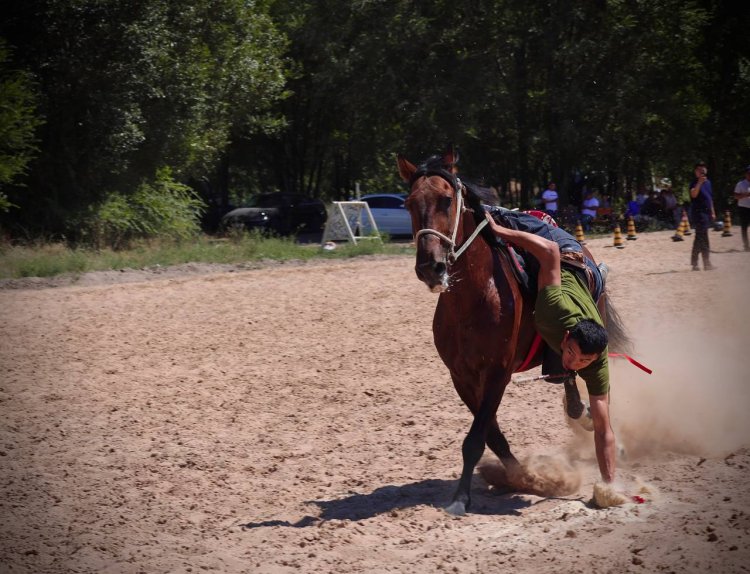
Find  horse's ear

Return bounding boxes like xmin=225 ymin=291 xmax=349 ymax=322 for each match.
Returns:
xmin=397 ymin=154 xmax=416 ymax=182
xmin=443 ymin=144 xmax=459 ymax=172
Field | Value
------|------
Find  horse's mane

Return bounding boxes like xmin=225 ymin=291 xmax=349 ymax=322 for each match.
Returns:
xmin=411 ymin=155 xmax=499 ymax=246
xmin=410 ymin=156 xmax=458 ymax=189
xmin=462 ymin=180 xmax=499 ymax=209
xmin=412 ymin=156 xmax=499 ymax=207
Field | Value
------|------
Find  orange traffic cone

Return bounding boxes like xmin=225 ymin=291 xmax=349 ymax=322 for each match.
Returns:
xmin=681 ymin=210 xmax=692 ymax=236
xmin=626 ymin=217 xmax=638 ymax=240
xmin=722 ymin=211 xmax=733 ymax=237
xmin=575 ymin=221 xmax=586 ymax=244
xmin=613 ymin=225 xmax=625 ymax=249
xmin=672 ymin=218 xmax=685 ymax=242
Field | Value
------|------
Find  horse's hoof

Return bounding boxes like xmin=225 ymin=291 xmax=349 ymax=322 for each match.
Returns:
xmin=444 ymin=501 xmax=467 ymax=516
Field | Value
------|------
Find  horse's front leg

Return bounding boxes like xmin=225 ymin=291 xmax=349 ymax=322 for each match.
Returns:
xmin=445 ymin=372 xmax=509 ymax=516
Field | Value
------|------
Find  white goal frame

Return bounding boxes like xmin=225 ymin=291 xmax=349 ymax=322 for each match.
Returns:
xmin=321 ymin=201 xmax=382 ymax=245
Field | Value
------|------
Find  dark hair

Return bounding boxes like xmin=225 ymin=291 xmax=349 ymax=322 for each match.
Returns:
xmin=569 ymin=319 xmax=608 ymax=355
xmin=695 ymin=161 xmax=707 ymax=168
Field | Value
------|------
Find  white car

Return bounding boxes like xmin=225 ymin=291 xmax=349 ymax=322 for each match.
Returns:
xmin=358 ymin=194 xmax=412 ymax=236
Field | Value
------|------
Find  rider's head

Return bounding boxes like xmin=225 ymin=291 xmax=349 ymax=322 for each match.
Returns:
xmin=561 ymin=319 xmax=608 ymax=371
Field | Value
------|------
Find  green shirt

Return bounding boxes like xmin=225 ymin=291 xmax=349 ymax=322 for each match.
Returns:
xmin=534 ymin=269 xmax=609 ymax=395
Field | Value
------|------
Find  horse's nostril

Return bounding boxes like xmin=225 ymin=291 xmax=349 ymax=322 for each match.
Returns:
xmin=416 ymin=259 xmax=448 ymax=287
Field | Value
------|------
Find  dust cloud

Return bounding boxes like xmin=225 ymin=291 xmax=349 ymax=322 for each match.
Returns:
xmin=478 ymin=454 xmax=582 ymax=496
xmin=610 ymin=290 xmax=750 ymax=459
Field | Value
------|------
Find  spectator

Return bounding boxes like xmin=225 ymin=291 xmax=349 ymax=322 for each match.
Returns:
xmin=640 ymin=190 xmax=659 ymax=217
xmin=733 ymin=164 xmax=750 ymax=252
xmin=635 ymin=186 xmax=648 ymax=206
xmin=580 ymin=189 xmax=599 ymax=232
xmin=659 ymin=181 xmax=680 ymax=228
xmin=541 ymin=182 xmax=559 ymax=219
xmin=626 ymin=195 xmax=641 ymax=219
xmin=688 ymin=162 xmax=716 ymax=271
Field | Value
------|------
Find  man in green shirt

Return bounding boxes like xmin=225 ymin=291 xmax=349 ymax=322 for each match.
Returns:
xmin=485 ymin=210 xmax=616 ymax=484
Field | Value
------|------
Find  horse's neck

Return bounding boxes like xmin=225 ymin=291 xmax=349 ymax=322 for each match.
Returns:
xmin=450 ymin=213 xmax=496 ymax=292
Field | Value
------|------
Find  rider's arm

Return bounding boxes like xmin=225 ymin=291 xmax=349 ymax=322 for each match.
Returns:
xmin=589 ymin=393 xmax=616 ymax=483
xmin=690 ymin=177 xmax=706 ymax=199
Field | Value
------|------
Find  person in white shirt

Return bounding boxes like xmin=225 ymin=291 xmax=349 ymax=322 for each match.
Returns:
xmin=733 ymin=165 xmax=750 ymax=252
xmin=541 ymin=183 xmax=558 ymax=218
xmin=580 ymin=189 xmax=599 ymax=231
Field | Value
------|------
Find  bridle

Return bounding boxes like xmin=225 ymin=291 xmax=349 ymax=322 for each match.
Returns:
xmin=411 ymin=173 xmax=489 ymax=264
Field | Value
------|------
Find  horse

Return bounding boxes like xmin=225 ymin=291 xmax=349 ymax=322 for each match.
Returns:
xmin=397 ymin=146 xmax=629 ymax=516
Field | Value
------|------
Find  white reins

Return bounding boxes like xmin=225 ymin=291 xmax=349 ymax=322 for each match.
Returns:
xmin=414 ymin=178 xmax=489 ymax=264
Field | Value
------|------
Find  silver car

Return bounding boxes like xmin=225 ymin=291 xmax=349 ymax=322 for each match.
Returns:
xmin=359 ymin=194 xmax=412 ymax=236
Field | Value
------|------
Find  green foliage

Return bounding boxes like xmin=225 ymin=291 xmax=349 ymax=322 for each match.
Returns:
xmin=86 ymin=168 xmax=206 ymax=249
xmin=0 ymin=192 xmax=14 ymax=214
xmin=0 ymin=38 xmax=42 ymax=212
xmin=0 ymin=234 xmax=414 ymax=279
xmin=0 ymin=0 xmax=288 ymax=234
xmin=260 ymin=0 xmax=731 ymax=208
xmin=0 ymin=242 xmax=89 ymax=278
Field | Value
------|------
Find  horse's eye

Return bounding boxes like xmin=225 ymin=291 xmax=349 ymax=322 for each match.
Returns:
xmin=438 ymin=196 xmax=453 ymax=211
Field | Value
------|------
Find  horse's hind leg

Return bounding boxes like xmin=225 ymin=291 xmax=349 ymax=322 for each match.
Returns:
xmin=486 ymin=419 xmax=521 ymax=473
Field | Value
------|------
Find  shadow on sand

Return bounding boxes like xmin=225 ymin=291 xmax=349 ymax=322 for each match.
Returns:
xmin=240 ymin=477 xmax=542 ymax=530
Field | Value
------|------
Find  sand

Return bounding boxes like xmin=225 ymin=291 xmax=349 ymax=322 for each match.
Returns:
xmin=1 ymin=229 xmax=749 ymax=573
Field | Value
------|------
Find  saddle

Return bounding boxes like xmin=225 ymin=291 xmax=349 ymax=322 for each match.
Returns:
xmin=494 ymin=237 xmax=532 ymax=292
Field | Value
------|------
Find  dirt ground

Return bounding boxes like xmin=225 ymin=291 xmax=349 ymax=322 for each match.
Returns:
xmin=1 ymin=228 xmax=749 ymax=574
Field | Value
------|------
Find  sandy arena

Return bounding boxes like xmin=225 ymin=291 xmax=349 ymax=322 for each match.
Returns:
xmin=1 ymin=229 xmax=749 ymax=573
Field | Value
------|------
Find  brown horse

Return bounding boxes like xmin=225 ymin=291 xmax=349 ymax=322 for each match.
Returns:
xmin=397 ymin=147 xmax=628 ymax=516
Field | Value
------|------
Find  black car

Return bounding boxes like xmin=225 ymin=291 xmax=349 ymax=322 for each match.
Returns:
xmin=221 ymin=193 xmax=327 ymax=236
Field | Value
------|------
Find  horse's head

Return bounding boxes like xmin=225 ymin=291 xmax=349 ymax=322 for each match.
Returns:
xmin=398 ymin=147 xmax=463 ymax=293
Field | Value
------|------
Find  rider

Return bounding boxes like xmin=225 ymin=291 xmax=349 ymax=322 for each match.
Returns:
xmin=484 ymin=208 xmax=616 ymax=484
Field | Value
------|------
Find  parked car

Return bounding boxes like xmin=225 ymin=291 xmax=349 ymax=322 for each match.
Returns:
xmin=358 ymin=193 xmax=412 ymax=236
xmin=221 ymin=193 xmax=327 ymax=236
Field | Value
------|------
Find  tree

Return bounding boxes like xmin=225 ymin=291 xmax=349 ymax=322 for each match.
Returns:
xmin=694 ymin=0 xmax=750 ymax=210
xmin=0 ymin=0 xmax=287 ymax=237
xmin=0 ymin=39 xmax=42 ymax=213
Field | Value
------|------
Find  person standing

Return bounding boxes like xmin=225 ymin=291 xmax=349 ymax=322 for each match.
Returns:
xmin=659 ymin=181 xmax=680 ymax=229
xmin=542 ymin=182 xmax=559 ymax=219
xmin=580 ymin=189 xmax=599 ymax=232
xmin=689 ymin=162 xmax=716 ymax=271
xmin=733 ymin=165 xmax=750 ymax=251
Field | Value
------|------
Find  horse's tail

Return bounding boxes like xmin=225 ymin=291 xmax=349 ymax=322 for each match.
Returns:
xmin=604 ymin=293 xmax=632 ymax=354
